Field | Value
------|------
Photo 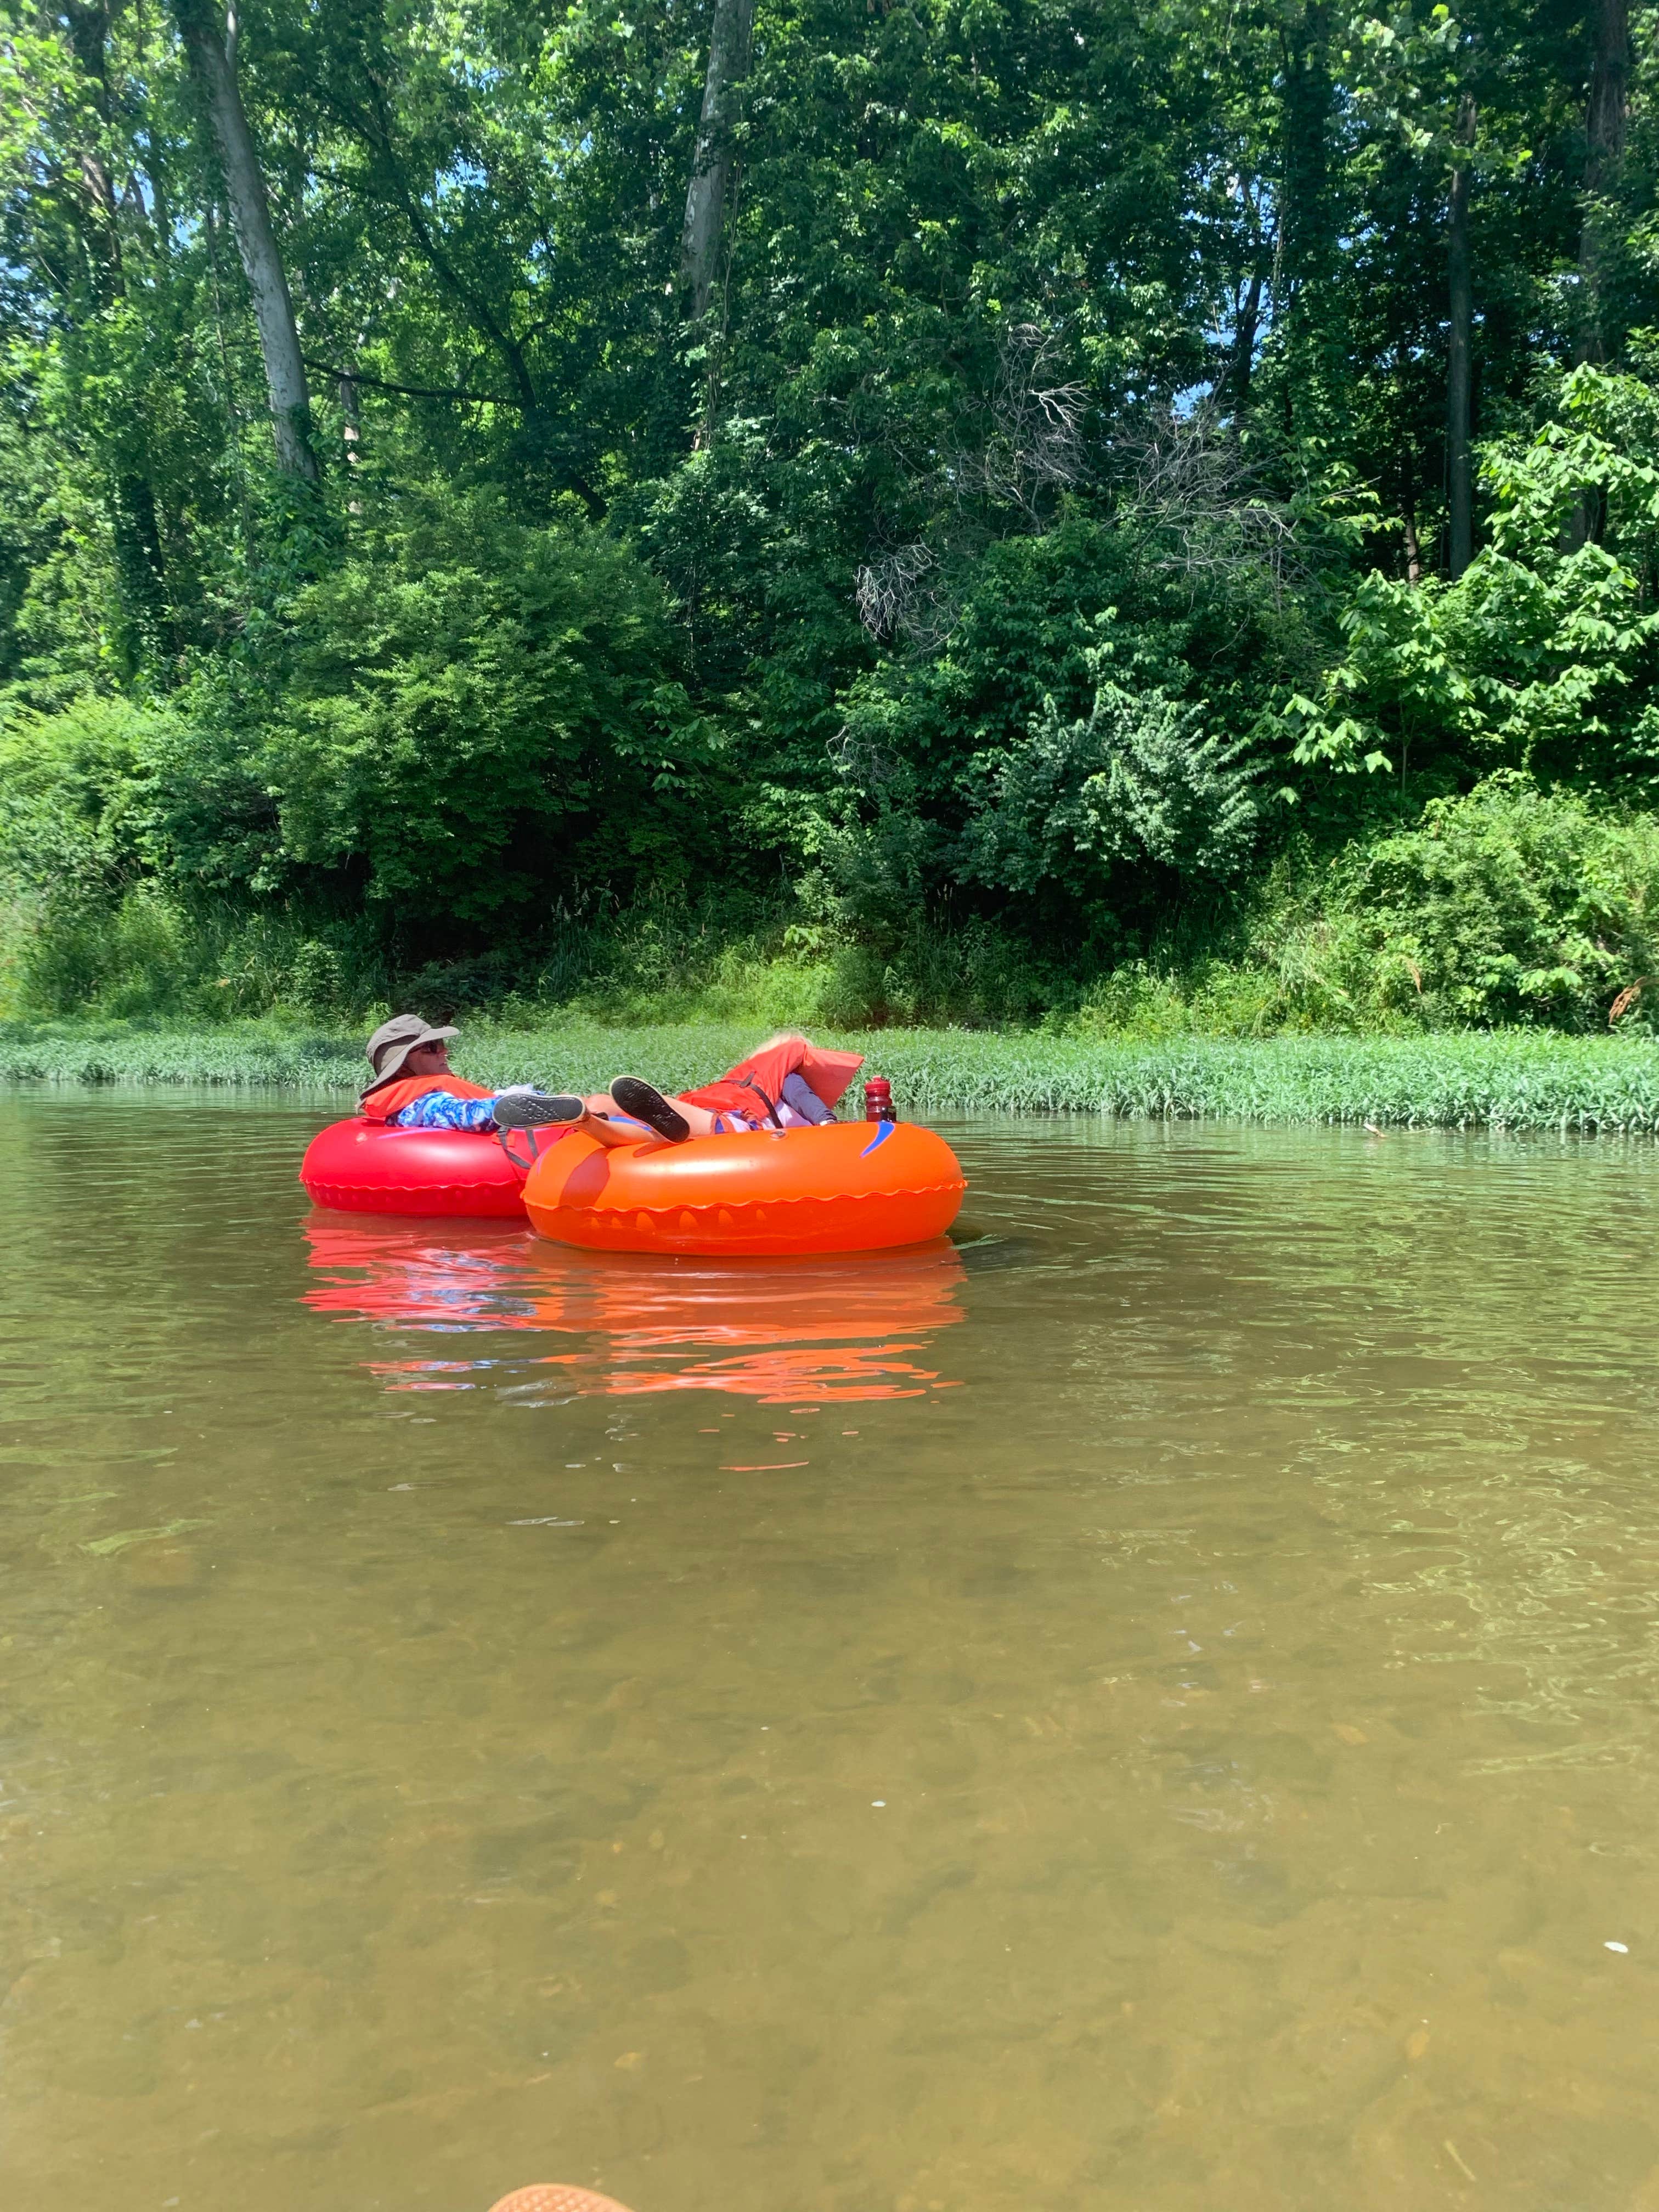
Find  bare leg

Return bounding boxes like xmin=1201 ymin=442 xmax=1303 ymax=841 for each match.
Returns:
xmin=667 ymin=1097 xmax=726 ymax=1139
xmin=575 ymin=1095 xmax=668 ymax=1149
xmin=568 ymin=1069 xmax=766 ymax=1147
xmin=581 ymin=1092 xmax=741 ymax=1143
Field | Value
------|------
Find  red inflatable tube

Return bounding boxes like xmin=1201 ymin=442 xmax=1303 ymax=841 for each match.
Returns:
xmin=298 ymin=1118 xmax=538 ymax=1218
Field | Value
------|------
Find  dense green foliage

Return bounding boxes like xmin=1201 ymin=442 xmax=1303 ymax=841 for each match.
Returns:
xmin=4 ymin=0 xmax=1659 ymax=1033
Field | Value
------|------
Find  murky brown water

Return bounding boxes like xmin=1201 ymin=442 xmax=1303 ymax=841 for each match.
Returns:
xmin=4 ymin=1092 xmax=1659 ymax=2211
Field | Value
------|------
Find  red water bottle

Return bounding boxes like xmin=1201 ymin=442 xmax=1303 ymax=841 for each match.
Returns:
xmin=864 ymin=1076 xmax=895 ymax=1122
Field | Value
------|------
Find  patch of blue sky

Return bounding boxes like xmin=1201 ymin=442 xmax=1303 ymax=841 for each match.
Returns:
xmin=436 ymin=158 xmax=490 ymax=198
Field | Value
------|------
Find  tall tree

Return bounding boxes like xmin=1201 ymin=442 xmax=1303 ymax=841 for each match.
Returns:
xmin=680 ymin=0 xmax=756 ymax=323
xmin=1272 ymin=0 xmax=1338 ymax=431
xmin=171 ymin=0 xmax=318 ymax=479
xmin=1447 ymin=92 xmax=1477 ymax=577
xmin=1579 ymin=0 xmax=1630 ymax=359
xmin=62 ymin=2 xmax=173 ymax=652
xmin=0 ymin=2 xmax=180 ymax=670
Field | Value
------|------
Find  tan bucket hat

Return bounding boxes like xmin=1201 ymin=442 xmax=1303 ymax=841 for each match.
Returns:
xmin=362 ymin=1012 xmax=459 ymax=1096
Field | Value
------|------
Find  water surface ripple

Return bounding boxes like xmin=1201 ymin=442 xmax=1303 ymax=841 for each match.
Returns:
xmin=2 ymin=1093 xmax=1657 ymax=2210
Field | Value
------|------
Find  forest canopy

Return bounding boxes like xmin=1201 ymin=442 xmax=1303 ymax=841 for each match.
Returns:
xmin=2 ymin=0 xmax=1658 ymax=1031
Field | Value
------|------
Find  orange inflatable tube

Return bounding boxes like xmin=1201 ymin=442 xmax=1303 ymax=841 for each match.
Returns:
xmin=487 ymin=2191 xmax=636 ymax=2212
xmin=522 ymin=1117 xmax=966 ymax=1257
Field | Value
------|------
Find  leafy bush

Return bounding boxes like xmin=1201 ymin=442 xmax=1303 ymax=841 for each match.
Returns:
xmin=1340 ymin=774 xmax=1659 ymax=1029
xmin=1286 ymin=368 xmax=1659 ymax=797
xmin=967 ymin=679 xmax=1260 ymax=899
xmin=1063 ymin=775 xmax=1659 ymax=1036
xmin=815 ymin=512 xmax=1302 ymax=944
xmin=0 ymin=883 xmax=381 ymax=1024
xmin=148 ymin=492 xmax=729 ymax=935
xmin=0 ymin=694 xmax=156 ymax=902
xmin=0 ymin=696 xmax=167 ymax=1016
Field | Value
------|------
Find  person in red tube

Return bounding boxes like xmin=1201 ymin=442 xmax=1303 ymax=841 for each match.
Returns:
xmin=358 ymin=1015 xmax=633 ymax=1143
xmin=359 ymin=1018 xmax=863 ymax=1144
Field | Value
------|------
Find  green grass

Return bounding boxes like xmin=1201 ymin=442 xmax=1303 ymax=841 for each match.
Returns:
xmin=5 ymin=1015 xmax=1659 ymax=1131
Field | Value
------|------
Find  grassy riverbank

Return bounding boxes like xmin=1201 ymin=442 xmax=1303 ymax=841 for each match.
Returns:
xmin=5 ymin=1017 xmax=1659 ymax=1132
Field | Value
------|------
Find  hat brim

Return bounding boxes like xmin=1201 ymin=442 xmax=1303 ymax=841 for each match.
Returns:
xmin=361 ymin=1024 xmax=460 ymax=1097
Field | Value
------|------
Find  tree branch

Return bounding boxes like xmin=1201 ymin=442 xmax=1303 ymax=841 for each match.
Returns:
xmin=300 ymin=357 xmax=522 ymax=406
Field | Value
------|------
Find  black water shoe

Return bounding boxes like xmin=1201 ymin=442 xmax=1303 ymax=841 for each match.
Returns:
xmin=608 ymin=1076 xmax=691 ymax=1143
xmin=493 ymin=1092 xmax=586 ymax=1130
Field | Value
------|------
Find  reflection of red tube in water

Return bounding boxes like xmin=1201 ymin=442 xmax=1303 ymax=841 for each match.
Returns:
xmin=301 ymin=1217 xmax=966 ymax=1403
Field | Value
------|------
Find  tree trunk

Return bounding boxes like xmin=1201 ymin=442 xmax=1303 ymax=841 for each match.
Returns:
xmin=61 ymin=4 xmax=120 ymax=262
xmin=338 ymin=369 xmax=363 ymax=515
xmin=680 ymin=0 xmax=756 ymax=320
xmin=1447 ymin=94 xmax=1476 ymax=580
xmin=1276 ymin=3 xmax=1334 ymax=306
xmin=172 ymin=0 xmax=318 ymax=479
xmin=60 ymin=3 xmax=172 ymax=667
xmin=1579 ymin=0 xmax=1630 ymax=362
xmin=338 ymin=370 xmax=361 ymax=457
xmin=1271 ymin=1 xmax=1334 ymax=438
xmin=1393 ymin=345 xmax=1423 ymax=583
xmin=1226 ymin=263 xmax=1265 ymax=409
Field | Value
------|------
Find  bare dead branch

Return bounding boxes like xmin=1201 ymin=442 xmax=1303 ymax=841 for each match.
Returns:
xmin=855 ymin=541 xmax=946 ymax=644
xmin=1108 ymin=405 xmax=1307 ymax=603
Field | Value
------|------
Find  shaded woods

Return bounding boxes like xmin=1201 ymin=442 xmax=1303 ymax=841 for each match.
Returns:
xmin=5 ymin=0 xmax=1659 ymax=1034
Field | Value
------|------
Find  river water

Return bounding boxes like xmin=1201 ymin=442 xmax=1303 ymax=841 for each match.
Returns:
xmin=3 ymin=1091 xmax=1658 ymax=2211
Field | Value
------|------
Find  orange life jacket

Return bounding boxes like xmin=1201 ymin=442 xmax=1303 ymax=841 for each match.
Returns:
xmin=359 ymin=1074 xmax=496 ymax=1123
xmin=679 ymin=1039 xmax=864 ymax=1125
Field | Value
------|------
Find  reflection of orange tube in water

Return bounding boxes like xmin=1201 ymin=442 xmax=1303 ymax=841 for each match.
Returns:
xmin=301 ymin=1216 xmax=966 ymax=1403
